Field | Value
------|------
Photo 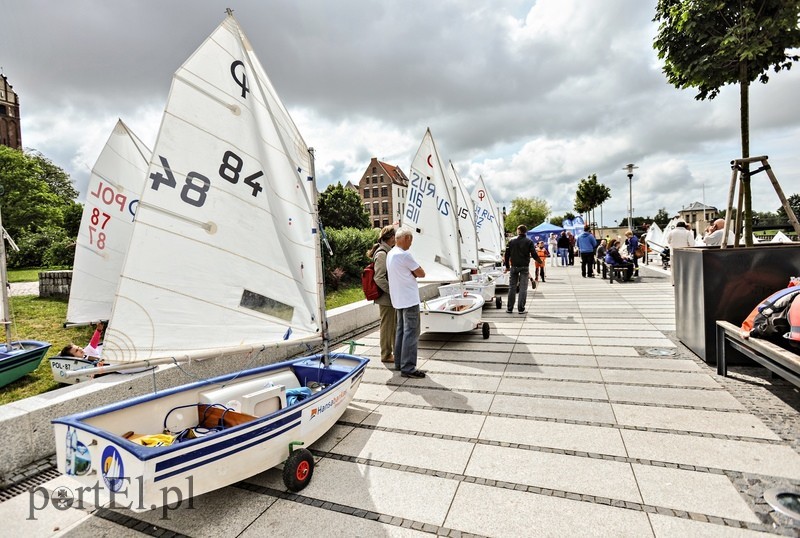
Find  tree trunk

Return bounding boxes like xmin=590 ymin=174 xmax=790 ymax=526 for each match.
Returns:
xmin=739 ymin=61 xmax=752 ymax=246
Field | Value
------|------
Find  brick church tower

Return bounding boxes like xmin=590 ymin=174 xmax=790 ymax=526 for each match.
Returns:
xmin=0 ymin=75 xmax=22 ymax=149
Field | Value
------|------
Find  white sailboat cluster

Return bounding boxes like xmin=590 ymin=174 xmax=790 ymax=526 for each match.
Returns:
xmin=52 ymin=12 xmax=368 ymax=511
xmin=401 ymin=129 xmax=502 ymax=338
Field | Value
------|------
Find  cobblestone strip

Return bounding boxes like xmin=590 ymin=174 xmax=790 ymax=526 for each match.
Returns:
xmin=279 ymin=451 xmax=775 ymax=534
xmin=93 ymin=507 xmax=191 ymax=537
xmin=233 ymin=481 xmax=477 ymax=537
xmin=350 ymin=397 xmax=782 ymax=445
xmin=361 ymin=381 xmax=747 ymax=412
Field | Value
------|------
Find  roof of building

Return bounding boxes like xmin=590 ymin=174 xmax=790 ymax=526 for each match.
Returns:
xmin=681 ymin=201 xmax=718 ymax=212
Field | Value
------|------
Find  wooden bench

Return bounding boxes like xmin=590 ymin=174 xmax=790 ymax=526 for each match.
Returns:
xmin=716 ymin=320 xmax=800 ymax=388
xmin=604 ymin=262 xmax=628 ymax=283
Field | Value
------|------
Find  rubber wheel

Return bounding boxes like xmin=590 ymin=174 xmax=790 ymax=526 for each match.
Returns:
xmin=482 ymin=322 xmax=490 ymax=339
xmin=495 ymin=296 xmax=502 ymax=309
xmin=283 ymin=448 xmax=314 ymax=492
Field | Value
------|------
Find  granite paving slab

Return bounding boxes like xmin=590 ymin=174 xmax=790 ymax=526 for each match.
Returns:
xmin=383 ymin=386 xmax=494 ymax=412
xmin=360 ymin=404 xmax=486 ymax=438
xmin=632 ymin=463 xmax=761 ymax=523
xmin=596 ymin=356 xmax=703 ymax=371
xmin=508 ymin=353 xmax=599 ymax=367
xmin=490 ymin=394 xmax=616 ymax=423
xmin=605 ymin=384 xmax=745 ymax=409
xmin=513 ymin=343 xmax=595 ymax=355
xmin=240 ymin=498 xmax=430 ymax=537
xmin=443 ymin=481 xmax=653 ymax=537
xmin=466 ymin=443 xmax=642 ymax=502
xmin=621 ymin=430 xmax=800 ymax=479
xmin=478 ymin=415 xmax=628 ymax=456
xmin=327 ymin=427 xmax=473 ymax=474
xmin=498 ymin=377 xmax=609 ymax=399
xmin=591 ymin=337 xmax=677 ymax=348
xmin=600 ymin=369 xmax=721 ymax=388
xmin=591 ymin=346 xmax=641 ymax=356
xmin=249 ymin=458 xmax=459 ymax=527
xmin=647 ymin=513 xmax=773 ymax=537
xmin=503 ymin=364 xmax=604 ymax=382
xmin=612 ymin=403 xmax=780 ymax=439
xmin=400 ymin=372 xmax=503 ymax=392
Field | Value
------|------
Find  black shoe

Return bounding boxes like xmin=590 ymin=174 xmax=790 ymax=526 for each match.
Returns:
xmin=401 ymin=369 xmax=426 ymax=378
xmin=506 ymin=309 xmax=513 ymax=314
xmin=518 ymin=309 xmax=526 ymax=314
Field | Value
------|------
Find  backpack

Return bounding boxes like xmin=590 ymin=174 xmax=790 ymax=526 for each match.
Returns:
xmin=361 ymin=245 xmax=387 ymax=301
xmin=361 ymin=262 xmax=381 ymax=301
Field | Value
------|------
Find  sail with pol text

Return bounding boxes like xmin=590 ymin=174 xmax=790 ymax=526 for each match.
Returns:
xmin=66 ymin=120 xmax=151 ymax=326
xmin=472 ymin=175 xmax=503 ymax=264
xmin=102 ymin=15 xmax=320 ymax=363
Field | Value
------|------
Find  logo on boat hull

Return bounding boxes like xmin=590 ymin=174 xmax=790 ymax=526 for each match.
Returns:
xmin=101 ymin=445 xmax=126 ymax=492
xmin=65 ymin=427 xmax=92 ymax=476
xmin=309 ymin=389 xmax=347 ymax=420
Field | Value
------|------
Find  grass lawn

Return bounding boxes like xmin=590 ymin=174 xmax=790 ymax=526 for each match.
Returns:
xmin=325 ymin=282 xmax=365 ymax=309
xmin=0 ymin=296 xmax=94 ymax=405
xmin=7 ymin=267 xmax=67 ymax=283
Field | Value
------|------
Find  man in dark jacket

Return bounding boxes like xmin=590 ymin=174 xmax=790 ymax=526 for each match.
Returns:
xmin=503 ymin=225 xmax=541 ymax=314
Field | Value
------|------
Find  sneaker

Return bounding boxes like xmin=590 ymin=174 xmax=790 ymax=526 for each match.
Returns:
xmin=401 ymin=369 xmax=426 ymax=378
xmin=518 ymin=309 xmax=526 ymax=314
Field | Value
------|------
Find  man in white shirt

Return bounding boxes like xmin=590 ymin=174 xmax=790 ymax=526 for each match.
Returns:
xmin=386 ymin=227 xmax=426 ymax=378
xmin=666 ymin=220 xmax=694 ymax=284
xmin=703 ymin=219 xmax=735 ymax=246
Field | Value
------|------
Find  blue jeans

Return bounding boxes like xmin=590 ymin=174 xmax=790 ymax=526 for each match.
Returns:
xmin=559 ymin=248 xmax=568 ymax=265
xmin=394 ymin=305 xmax=420 ymax=373
xmin=507 ymin=267 xmax=530 ymax=312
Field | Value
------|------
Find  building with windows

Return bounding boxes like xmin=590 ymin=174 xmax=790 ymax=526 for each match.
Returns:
xmin=678 ymin=201 xmax=718 ymax=231
xmin=0 ymin=75 xmax=22 ymax=150
xmin=357 ymin=157 xmax=409 ymax=229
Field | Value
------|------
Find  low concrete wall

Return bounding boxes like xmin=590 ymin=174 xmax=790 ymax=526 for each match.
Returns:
xmin=38 ymin=270 xmax=72 ymax=298
xmin=0 ymin=282 xmax=440 ymax=484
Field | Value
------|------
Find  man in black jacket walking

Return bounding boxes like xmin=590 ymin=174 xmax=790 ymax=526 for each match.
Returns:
xmin=504 ymin=225 xmax=541 ymax=314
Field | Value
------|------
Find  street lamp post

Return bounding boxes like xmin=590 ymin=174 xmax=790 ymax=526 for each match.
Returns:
xmin=623 ymin=163 xmax=638 ymax=232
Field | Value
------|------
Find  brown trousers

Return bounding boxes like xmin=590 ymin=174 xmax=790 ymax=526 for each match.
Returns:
xmin=379 ymin=304 xmax=396 ymax=360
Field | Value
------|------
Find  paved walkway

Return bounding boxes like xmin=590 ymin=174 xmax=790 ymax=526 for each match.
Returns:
xmin=4 ymin=263 xmax=800 ymax=536
xmin=8 ymin=281 xmax=39 ymax=297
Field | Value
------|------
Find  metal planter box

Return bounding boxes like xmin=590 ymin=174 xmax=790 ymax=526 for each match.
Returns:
xmin=674 ymin=244 xmax=800 ymax=364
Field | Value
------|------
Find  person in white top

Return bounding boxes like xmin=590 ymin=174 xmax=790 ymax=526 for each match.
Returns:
xmin=386 ymin=227 xmax=426 ymax=378
xmin=666 ymin=220 xmax=694 ymax=284
xmin=703 ymin=219 xmax=735 ymax=246
xmin=547 ymin=233 xmax=558 ymax=267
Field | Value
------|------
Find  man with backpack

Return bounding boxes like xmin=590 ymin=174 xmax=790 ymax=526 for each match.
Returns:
xmin=365 ymin=225 xmax=397 ymax=363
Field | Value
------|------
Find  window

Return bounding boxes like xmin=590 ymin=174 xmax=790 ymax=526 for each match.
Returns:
xmin=372 ymin=187 xmax=378 ymax=198
xmin=382 ymin=218 xmax=389 ymax=227
xmin=380 ymin=175 xmax=384 ymax=183
xmin=240 ymin=289 xmax=293 ymax=321
xmin=381 ymin=186 xmax=388 ymax=197
xmin=373 ymin=202 xmax=379 ymax=215
xmin=364 ymin=188 xmax=370 ymax=199
xmin=382 ymin=201 xmax=389 ymax=214
xmin=372 ymin=167 xmax=376 ymax=174
xmin=373 ymin=219 xmax=380 ymax=228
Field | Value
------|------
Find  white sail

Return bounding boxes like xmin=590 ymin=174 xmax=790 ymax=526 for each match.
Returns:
xmin=401 ymin=129 xmax=461 ymax=282
xmin=66 ymin=120 xmax=151 ymax=325
xmin=103 ymin=15 xmax=319 ymax=363
xmin=448 ymin=162 xmax=478 ymax=270
xmin=471 ymin=176 xmax=503 ymax=263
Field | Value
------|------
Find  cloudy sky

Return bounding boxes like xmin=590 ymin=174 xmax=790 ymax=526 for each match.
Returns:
xmin=2 ymin=0 xmax=799 ymax=227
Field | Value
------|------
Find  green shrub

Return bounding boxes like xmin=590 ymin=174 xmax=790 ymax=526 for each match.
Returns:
xmin=322 ymin=227 xmax=378 ymax=288
xmin=7 ymin=226 xmax=75 ymax=268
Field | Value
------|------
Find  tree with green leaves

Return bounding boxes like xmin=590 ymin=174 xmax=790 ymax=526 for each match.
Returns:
xmin=318 ymin=182 xmax=371 ymax=229
xmin=574 ymin=174 xmax=611 ymax=232
xmin=654 ymin=0 xmax=800 ymax=245
xmin=654 ymin=208 xmax=671 ymax=227
xmin=0 ymin=146 xmax=80 ymax=267
xmin=776 ymin=193 xmax=800 ymax=223
xmin=504 ymin=196 xmax=550 ymax=233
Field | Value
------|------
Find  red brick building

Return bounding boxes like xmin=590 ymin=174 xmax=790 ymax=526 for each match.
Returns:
xmin=357 ymin=157 xmax=409 ymax=229
xmin=0 ymin=75 xmax=22 ymax=149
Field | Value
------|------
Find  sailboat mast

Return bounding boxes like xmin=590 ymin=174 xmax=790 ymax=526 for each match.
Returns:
xmin=308 ymin=148 xmax=330 ymax=362
xmin=0 ymin=196 xmax=13 ymax=347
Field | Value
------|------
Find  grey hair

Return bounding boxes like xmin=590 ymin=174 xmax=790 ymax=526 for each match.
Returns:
xmin=396 ymin=227 xmax=414 ymax=240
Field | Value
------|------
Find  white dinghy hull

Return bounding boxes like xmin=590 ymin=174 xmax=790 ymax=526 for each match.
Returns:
xmin=421 ymin=292 xmax=489 ymax=337
xmin=53 ymin=354 xmax=367 ymax=512
xmin=438 ymin=280 xmax=501 ymax=309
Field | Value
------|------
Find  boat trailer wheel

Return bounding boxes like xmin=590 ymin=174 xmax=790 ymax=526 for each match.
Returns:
xmin=482 ymin=322 xmax=490 ymax=339
xmin=495 ymin=296 xmax=502 ymax=309
xmin=283 ymin=447 xmax=315 ymax=492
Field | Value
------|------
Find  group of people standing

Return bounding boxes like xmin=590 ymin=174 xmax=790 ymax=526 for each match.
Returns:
xmin=369 ymin=225 xmax=428 ymax=379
